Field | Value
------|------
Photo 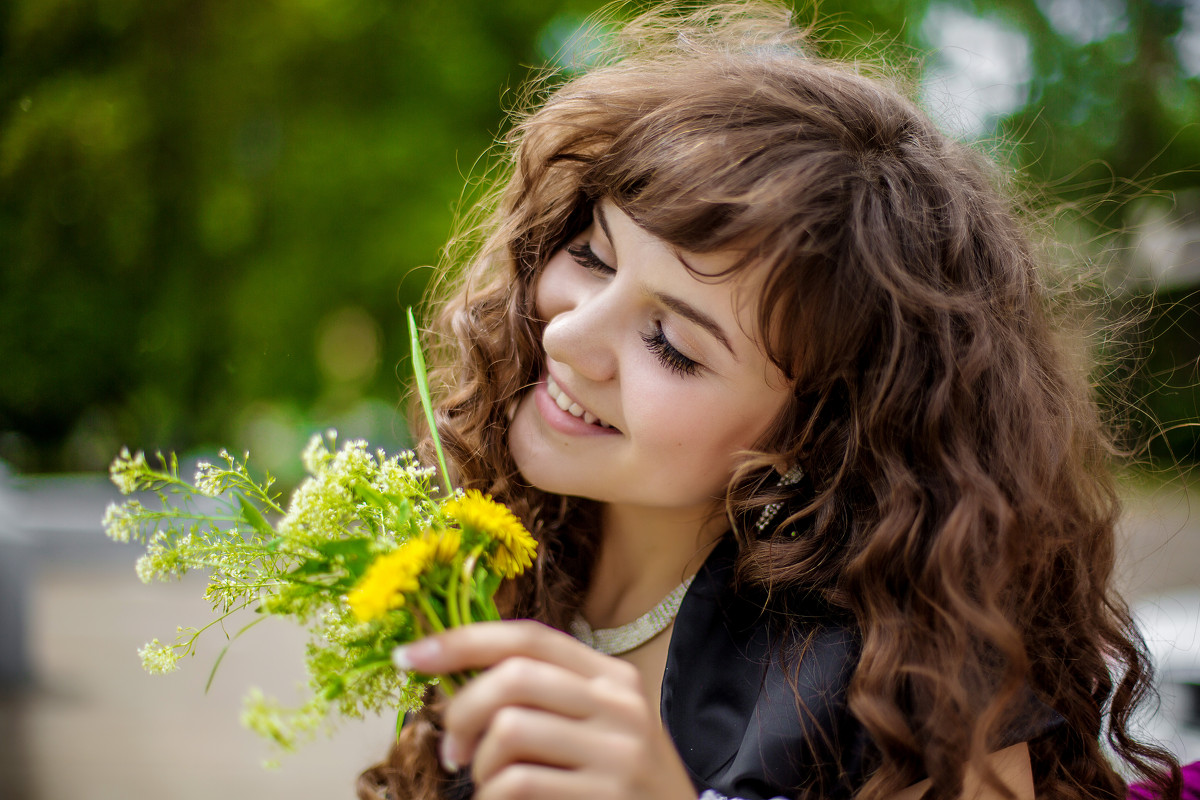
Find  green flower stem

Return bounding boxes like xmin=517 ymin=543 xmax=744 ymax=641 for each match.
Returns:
xmin=414 ymin=594 xmax=446 ymax=634
xmin=141 ymin=472 xmax=192 ymax=491
xmin=172 ymin=598 xmax=257 ymax=660
xmin=132 ymin=510 xmax=246 ymax=524
xmin=233 ymin=480 xmax=284 ymax=515
xmin=405 ymin=604 xmax=456 ymax=695
xmin=445 ymin=557 xmax=463 ymax=629
xmin=180 ymin=543 xmax=289 ymax=559
xmin=460 ymin=546 xmax=483 ymax=626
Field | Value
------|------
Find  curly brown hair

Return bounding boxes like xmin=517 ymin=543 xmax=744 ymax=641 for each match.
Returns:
xmin=360 ymin=3 xmax=1182 ymax=799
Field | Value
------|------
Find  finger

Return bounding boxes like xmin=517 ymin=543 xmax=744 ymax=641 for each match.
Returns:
xmin=474 ymin=763 xmax=618 ymax=800
xmin=441 ymin=656 xmax=599 ymax=765
xmin=470 ymin=705 xmax=609 ymax=783
xmin=393 ymin=620 xmax=624 ymax=680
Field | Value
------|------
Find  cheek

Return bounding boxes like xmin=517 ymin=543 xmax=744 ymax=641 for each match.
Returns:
xmin=507 ymin=393 xmax=540 ymax=470
xmin=630 ymin=387 xmax=778 ymax=472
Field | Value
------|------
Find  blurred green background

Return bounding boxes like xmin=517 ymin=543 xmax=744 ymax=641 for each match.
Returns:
xmin=2 ymin=0 xmax=1198 ymax=483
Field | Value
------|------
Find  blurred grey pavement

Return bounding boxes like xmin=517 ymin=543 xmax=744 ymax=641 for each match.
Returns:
xmin=0 ymin=465 xmax=1197 ymax=799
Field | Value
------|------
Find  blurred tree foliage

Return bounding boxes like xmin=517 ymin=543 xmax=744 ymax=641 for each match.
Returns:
xmin=813 ymin=1 xmax=1200 ymax=463
xmin=1 ymin=0 xmax=1198 ymax=476
xmin=0 ymin=0 xmax=613 ymax=478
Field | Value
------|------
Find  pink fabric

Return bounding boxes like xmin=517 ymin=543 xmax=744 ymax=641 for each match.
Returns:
xmin=1129 ymin=761 xmax=1200 ymax=800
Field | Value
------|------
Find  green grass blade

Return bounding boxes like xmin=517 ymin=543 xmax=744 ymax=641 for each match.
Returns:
xmin=205 ymin=615 xmax=268 ymax=694
xmin=407 ymin=308 xmax=453 ymax=497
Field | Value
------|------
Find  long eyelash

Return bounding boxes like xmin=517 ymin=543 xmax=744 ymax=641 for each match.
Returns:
xmin=566 ymin=243 xmax=697 ymax=376
xmin=641 ymin=326 xmax=700 ymax=377
xmin=566 ymin=243 xmax=613 ymax=274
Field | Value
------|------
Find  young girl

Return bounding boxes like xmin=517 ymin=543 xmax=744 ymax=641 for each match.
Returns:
xmin=359 ymin=3 xmax=1182 ymax=799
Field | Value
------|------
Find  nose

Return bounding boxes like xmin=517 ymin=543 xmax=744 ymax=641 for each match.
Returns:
xmin=537 ymin=256 xmax=619 ymax=384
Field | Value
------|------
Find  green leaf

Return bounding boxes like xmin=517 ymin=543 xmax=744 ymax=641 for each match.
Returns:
xmin=287 ymin=559 xmax=332 ymax=578
xmin=237 ymin=493 xmax=275 ymax=538
xmin=407 ymin=308 xmax=453 ymax=497
xmin=315 ymin=538 xmax=375 ymax=580
xmin=382 ymin=492 xmax=411 ymax=509
xmin=350 ymin=653 xmax=392 ymax=671
xmin=353 ymin=481 xmax=388 ymax=507
xmin=321 ymin=675 xmax=346 ymax=700
xmin=385 ymin=497 xmax=412 ymax=531
xmin=479 ymin=567 xmax=502 ymax=598
xmin=316 ymin=538 xmax=373 ymax=562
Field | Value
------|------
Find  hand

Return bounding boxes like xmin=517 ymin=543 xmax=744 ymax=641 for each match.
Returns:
xmin=392 ymin=620 xmax=699 ymax=800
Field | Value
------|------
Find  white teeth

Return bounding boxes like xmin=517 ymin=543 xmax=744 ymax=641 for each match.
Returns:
xmin=545 ymin=375 xmax=611 ymax=428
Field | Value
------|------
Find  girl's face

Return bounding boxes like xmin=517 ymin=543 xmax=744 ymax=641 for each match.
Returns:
xmin=507 ymin=200 xmax=791 ymax=515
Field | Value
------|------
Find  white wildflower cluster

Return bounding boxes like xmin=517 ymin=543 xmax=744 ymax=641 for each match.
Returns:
xmin=372 ymin=448 xmax=439 ymax=503
xmin=109 ymin=447 xmax=150 ymax=494
xmin=193 ymin=461 xmax=224 ymax=497
xmin=278 ymin=435 xmax=440 ymax=551
xmin=203 ymin=578 xmax=246 ymax=610
xmin=241 ymin=688 xmax=328 ymax=752
xmin=192 ymin=447 xmax=277 ymax=504
xmin=135 ymin=533 xmax=195 ymax=583
xmin=134 ymin=553 xmax=158 ymax=584
xmin=203 ymin=536 xmax=273 ymax=588
xmin=138 ymin=638 xmax=182 ymax=674
xmin=276 ymin=467 xmax=360 ymax=548
xmin=301 ymin=430 xmax=336 ymax=475
xmin=102 ymin=500 xmax=143 ymax=543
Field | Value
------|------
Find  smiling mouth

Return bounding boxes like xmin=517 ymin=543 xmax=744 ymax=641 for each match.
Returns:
xmin=545 ymin=375 xmax=614 ymax=429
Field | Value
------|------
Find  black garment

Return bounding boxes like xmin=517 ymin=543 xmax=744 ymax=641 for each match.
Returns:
xmin=444 ymin=535 xmax=1062 ymax=800
xmin=661 ymin=536 xmax=872 ymax=800
xmin=662 ymin=536 xmax=1065 ymax=800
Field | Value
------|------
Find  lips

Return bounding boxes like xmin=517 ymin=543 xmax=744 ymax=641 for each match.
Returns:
xmin=545 ymin=374 xmax=613 ymax=429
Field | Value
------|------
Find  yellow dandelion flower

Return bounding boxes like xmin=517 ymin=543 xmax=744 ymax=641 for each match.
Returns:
xmin=445 ymin=490 xmax=537 ymax=578
xmin=345 ymin=539 xmax=432 ymax=623
xmin=421 ymin=527 xmax=462 ymax=564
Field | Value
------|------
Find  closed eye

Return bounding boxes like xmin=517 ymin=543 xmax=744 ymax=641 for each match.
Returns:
xmin=566 ymin=242 xmax=614 ymax=276
xmin=642 ymin=325 xmax=701 ymax=377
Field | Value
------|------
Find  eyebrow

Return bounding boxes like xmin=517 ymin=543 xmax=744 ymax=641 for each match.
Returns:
xmin=596 ymin=202 xmax=738 ymax=359
xmin=654 ymin=290 xmax=737 ymax=359
xmin=595 ymin=201 xmax=615 ymax=244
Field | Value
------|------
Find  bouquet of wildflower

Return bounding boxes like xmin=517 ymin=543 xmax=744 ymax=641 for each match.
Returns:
xmin=101 ymin=312 xmax=537 ymax=751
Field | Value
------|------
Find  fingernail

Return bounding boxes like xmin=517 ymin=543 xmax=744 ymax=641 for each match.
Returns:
xmin=440 ymin=733 xmax=462 ymax=773
xmin=391 ymin=646 xmax=412 ymax=671
xmin=392 ymin=638 xmax=440 ymax=671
